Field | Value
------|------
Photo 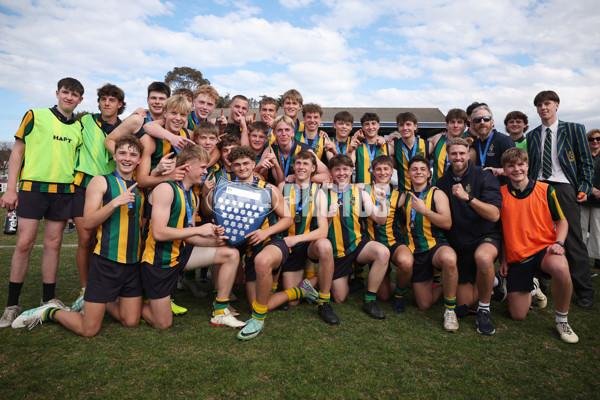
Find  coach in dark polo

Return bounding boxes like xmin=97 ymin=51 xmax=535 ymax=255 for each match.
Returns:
xmin=527 ymin=90 xmax=595 ymax=308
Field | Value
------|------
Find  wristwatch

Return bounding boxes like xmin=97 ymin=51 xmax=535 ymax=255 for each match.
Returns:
xmin=555 ymin=240 xmax=565 ymax=247
xmin=466 ymin=194 xmax=474 ymax=204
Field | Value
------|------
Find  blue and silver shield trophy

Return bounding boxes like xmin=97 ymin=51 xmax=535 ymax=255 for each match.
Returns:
xmin=212 ymin=177 xmax=271 ymax=246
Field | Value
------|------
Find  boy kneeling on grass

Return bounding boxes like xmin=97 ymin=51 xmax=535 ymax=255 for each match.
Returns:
xmin=499 ymin=147 xmax=578 ymax=343
xmin=12 ymin=137 xmax=145 ymax=336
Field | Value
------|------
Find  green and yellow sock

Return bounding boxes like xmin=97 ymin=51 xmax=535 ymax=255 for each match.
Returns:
xmin=285 ymin=287 xmax=305 ymax=302
xmin=433 ymin=272 xmax=442 ymax=288
xmin=318 ymin=291 xmax=331 ymax=306
xmin=355 ymin=270 xmax=365 ymax=280
xmin=271 ymin=282 xmax=278 ymax=294
xmin=443 ymin=296 xmax=456 ymax=311
xmin=214 ymin=298 xmax=229 ymax=316
xmin=364 ymin=290 xmax=376 ymax=303
xmin=394 ymin=286 xmax=407 ymax=299
xmin=304 ymin=269 xmax=317 ymax=280
xmin=251 ymin=300 xmax=268 ymax=321
xmin=44 ymin=307 xmax=59 ymax=321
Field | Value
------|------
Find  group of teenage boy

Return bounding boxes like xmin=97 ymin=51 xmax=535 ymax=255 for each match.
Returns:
xmin=0 ymin=77 xmax=594 ymax=344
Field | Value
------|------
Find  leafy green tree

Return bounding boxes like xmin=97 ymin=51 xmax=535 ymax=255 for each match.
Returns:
xmin=164 ymin=67 xmax=210 ymax=91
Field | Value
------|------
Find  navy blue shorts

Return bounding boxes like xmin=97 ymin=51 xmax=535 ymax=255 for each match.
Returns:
xmin=140 ymin=245 xmax=192 ymax=299
xmin=84 ymin=254 xmax=142 ymax=303
xmin=507 ymin=248 xmax=552 ymax=292
xmin=244 ymin=238 xmax=289 ymax=282
xmin=283 ymin=242 xmax=318 ymax=273
xmin=411 ymin=243 xmax=449 ymax=283
xmin=456 ymin=237 xmax=500 ymax=285
xmin=333 ymin=240 xmax=368 ymax=281
xmin=71 ymin=184 xmax=86 ymax=218
xmin=17 ymin=191 xmax=72 ymax=221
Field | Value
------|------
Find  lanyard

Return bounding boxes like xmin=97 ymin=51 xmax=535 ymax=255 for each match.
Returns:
xmin=146 ymin=112 xmax=153 ymax=122
xmin=304 ymin=132 xmax=319 ymax=151
xmin=177 ymin=181 xmax=194 ymax=227
xmin=477 ymin=131 xmax=495 ymax=167
xmin=279 ymin=142 xmax=294 ymax=178
xmin=333 ymin=184 xmax=351 ymax=206
xmin=113 ymin=171 xmax=134 ymax=212
xmin=410 ymin=186 xmax=429 ymax=226
xmin=295 ymin=184 xmax=313 ymax=215
xmin=402 ymin=139 xmax=418 ymax=161
xmin=191 ymin=111 xmax=200 ymax=125
xmin=334 ymin=137 xmax=347 ymax=155
xmin=366 ymin=143 xmax=377 ymax=172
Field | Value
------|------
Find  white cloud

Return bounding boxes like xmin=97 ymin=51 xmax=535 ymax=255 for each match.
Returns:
xmin=1 ymin=0 xmax=600 ymax=142
xmin=279 ymin=0 xmax=316 ymax=9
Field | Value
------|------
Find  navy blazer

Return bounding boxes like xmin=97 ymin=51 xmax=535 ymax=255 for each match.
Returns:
xmin=527 ymin=120 xmax=593 ymax=194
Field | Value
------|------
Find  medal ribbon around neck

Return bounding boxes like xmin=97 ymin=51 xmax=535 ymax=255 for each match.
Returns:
xmin=294 ymin=184 xmax=313 ymax=222
xmin=113 ymin=170 xmax=135 ymax=218
xmin=410 ymin=186 xmax=429 ymax=228
xmin=304 ymin=131 xmax=320 ymax=151
xmin=334 ymin=137 xmax=347 ymax=155
xmin=177 ymin=181 xmax=195 ymax=227
xmin=477 ymin=131 xmax=495 ymax=167
xmin=402 ymin=139 xmax=418 ymax=161
xmin=279 ymin=141 xmax=295 ymax=178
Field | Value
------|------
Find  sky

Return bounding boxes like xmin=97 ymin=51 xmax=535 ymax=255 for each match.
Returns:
xmin=0 ymin=0 xmax=599 ymax=141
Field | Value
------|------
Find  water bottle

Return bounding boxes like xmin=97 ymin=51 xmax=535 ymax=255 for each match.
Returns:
xmin=4 ymin=209 xmax=17 ymax=235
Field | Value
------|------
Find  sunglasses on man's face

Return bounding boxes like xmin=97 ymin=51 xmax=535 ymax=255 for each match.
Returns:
xmin=588 ymin=137 xmax=600 ymax=143
xmin=472 ymin=116 xmax=492 ymax=124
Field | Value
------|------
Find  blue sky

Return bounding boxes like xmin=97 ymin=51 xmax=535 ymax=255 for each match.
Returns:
xmin=0 ymin=0 xmax=599 ymax=141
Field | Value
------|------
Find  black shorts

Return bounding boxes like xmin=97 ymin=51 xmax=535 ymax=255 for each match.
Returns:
xmin=456 ymin=237 xmax=500 ymax=285
xmin=17 ymin=191 xmax=73 ymax=221
xmin=389 ymin=242 xmax=405 ymax=259
xmin=283 ymin=243 xmax=318 ymax=273
xmin=333 ymin=240 xmax=368 ymax=281
xmin=244 ymin=238 xmax=289 ymax=282
xmin=140 ymin=245 xmax=193 ymax=299
xmin=412 ymin=243 xmax=449 ymax=283
xmin=507 ymin=248 xmax=551 ymax=292
xmin=72 ymin=185 xmax=86 ymax=218
xmin=84 ymin=254 xmax=142 ymax=303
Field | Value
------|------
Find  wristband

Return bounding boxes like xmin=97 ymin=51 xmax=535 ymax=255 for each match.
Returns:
xmin=555 ymin=240 xmax=565 ymax=247
xmin=466 ymin=194 xmax=474 ymax=204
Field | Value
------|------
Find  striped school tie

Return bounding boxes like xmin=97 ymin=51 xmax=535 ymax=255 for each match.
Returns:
xmin=542 ymin=127 xmax=553 ymax=179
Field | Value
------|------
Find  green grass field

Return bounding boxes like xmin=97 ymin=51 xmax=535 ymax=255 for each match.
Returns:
xmin=0 ymin=221 xmax=598 ymax=399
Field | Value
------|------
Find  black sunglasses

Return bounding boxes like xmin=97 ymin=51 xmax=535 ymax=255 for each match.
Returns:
xmin=472 ymin=116 xmax=492 ymax=124
xmin=588 ymin=137 xmax=600 ymax=143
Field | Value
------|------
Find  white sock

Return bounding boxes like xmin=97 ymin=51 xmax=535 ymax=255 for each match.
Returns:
xmin=478 ymin=301 xmax=490 ymax=312
xmin=555 ymin=310 xmax=568 ymax=324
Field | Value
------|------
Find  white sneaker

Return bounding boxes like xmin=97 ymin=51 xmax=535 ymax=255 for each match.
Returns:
xmin=70 ymin=288 xmax=85 ymax=312
xmin=181 ymin=279 xmax=207 ymax=298
xmin=556 ymin=322 xmax=579 ymax=344
xmin=0 ymin=305 xmax=22 ymax=328
xmin=443 ymin=309 xmax=459 ymax=332
xmin=532 ymin=278 xmax=547 ymax=308
xmin=41 ymin=298 xmax=70 ymax=311
xmin=227 ymin=304 xmax=240 ymax=316
xmin=211 ymin=308 xmax=246 ymax=328
xmin=12 ymin=304 xmax=55 ymax=329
